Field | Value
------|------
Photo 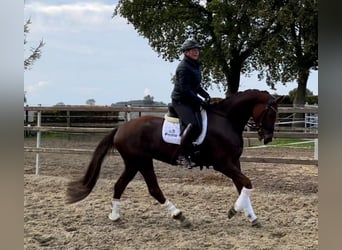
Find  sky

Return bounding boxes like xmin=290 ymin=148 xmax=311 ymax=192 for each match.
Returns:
xmin=24 ymin=0 xmax=318 ymax=106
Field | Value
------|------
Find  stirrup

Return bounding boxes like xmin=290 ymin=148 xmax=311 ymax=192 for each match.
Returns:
xmin=176 ymin=156 xmax=196 ymax=168
xmin=186 ymin=156 xmax=196 ymax=169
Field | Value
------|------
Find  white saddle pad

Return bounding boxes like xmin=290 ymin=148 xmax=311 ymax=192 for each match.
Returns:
xmin=162 ymin=109 xmax=207 ymax=145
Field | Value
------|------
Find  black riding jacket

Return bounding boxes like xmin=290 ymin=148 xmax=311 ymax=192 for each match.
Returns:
xmin=171 ymin=56 xmax=209 ymax=107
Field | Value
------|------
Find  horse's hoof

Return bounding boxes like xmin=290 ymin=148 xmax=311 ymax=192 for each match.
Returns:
xmin=108 ymin=213 xmax=120 ymax=222
xmin=228 ymin=207 xmax=237 ymax=219
xmin=172 ymin=211 xmax=183 ymax=220
xmin=181 ymin=219 xmax=192 ymax=228
xmin=173 ymin=212 xmax=192 ymax=228
xmin=251 ymin=218 xmax=261 ymax=228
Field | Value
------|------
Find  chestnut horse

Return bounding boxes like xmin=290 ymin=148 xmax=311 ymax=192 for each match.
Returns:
xmin=66 ymin=89 xmax=283 ymax=227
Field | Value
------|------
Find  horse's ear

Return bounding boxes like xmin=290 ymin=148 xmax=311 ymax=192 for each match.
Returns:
xmin=275 ymin=95 xmax=285 ymax=104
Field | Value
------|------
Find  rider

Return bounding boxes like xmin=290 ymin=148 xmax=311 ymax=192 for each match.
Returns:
xmin=171 ymin=39 xmax=211 ymax=167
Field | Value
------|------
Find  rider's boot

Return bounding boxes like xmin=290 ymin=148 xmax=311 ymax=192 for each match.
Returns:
xmin=176 ymin=124 xmax=196 ymax=168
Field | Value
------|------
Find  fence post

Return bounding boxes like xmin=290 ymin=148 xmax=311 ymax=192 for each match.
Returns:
xmin=25 ymin=105 xmax=29 ymax=137
xmin=126 ymin=104 xmax=131 ymax=121
xmin=314 ymin=138 xmax=318 ymax=160
xmin=35 ymin=107 xmax=42 ymax=175
xmin=67 ymin=110 xmax=71 ymax=127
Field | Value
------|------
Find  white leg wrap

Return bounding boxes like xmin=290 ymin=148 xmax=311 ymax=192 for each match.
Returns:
xmin=163 ymin=200 xmax=181 ymax=217
xmin=108 ymin=199 xmax=121 ymax=221
xmin=234 ymin=187 xmax=257 ymax=222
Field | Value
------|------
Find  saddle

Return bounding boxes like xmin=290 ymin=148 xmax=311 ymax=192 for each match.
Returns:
xmin=162 ymin=104 xmax=207 ymax=145
xmin=165 ymin=104 xmax=180 ymax=122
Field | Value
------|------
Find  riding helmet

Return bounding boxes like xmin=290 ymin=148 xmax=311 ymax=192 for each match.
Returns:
xmin=181 ymin=39 xmax=201 ymax=52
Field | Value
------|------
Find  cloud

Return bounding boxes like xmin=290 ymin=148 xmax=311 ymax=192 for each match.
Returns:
xmin=25 ymin=2 xmax=128 ymax=33
xmin=29 ymin=2 xmax=112 ymax=18
xmin=25 ymin=80 xmax=50 ymax=94
xmin=144 ymin=88 xmax=152 ymax=96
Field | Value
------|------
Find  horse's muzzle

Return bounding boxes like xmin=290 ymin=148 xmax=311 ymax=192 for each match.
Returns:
xmin=258 ymin=129 xmax=273 ymax=145
xmin=263 ymin=135 xmax=273 ymax=144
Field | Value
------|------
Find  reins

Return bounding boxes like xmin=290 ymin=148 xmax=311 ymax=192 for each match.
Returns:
xmin=207 ymin=97 xmax=278 ymax=131
xmin=253 ymin=98 xmax=278 ymax=131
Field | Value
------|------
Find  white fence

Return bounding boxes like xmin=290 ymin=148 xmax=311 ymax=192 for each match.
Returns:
xmin=24 ymin=105 xmax=318 ymax=175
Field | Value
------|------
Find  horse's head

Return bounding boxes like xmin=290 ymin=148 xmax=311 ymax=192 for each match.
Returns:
xmin=252 ymin=95 xmax=284 ymax=144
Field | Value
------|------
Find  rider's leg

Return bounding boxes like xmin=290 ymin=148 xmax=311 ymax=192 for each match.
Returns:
xmin=172 ymin=103 xmax=202 ymax=167
xmin=178 ymin=122 xmax=201 ymax=167
xmin=177 ymin=124 xmax=195 ymax=167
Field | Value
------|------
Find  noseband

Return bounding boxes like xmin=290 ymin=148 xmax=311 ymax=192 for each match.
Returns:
xmin=248 ymin=98 xmax=278 ymax=132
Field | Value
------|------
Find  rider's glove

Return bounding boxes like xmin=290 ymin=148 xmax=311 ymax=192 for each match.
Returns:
xmin=204 ymin=96 xmax=211 ymax=105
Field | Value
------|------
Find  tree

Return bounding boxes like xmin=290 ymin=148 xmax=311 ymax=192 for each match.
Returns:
xmin=55 ymin=102 xmax=65 ymax=106
xmin=143 ymin=94 xmax=154 ymax=104
xmin=24 ymin=18 xmax=45 ymax=71
xmin=86 ymin=99 xmax=96 ymax=106
xmin=256 ymin=0 xmax=318 ymax=105
xmin=114 ymin=0 xmax=279 ymax=96
xmin=24 ymin=11 xmax=45 ymax=104
xmin=255 ymin=0 xmax=317 ymax=127
xmin=288 ymin=88 xmax=313 ymax=103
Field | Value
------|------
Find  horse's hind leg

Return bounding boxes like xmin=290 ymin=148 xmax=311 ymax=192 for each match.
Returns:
xmin=108 ymin=161 xmax=138 ymax=221
xmin=139 ymin=159 xmax=192 ymax=228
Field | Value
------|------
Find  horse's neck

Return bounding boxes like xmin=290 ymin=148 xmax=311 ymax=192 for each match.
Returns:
xmin=219 ymin=91 xmax=267 ymax=129
xmin=223 ymin=93 xmax=259 ymax=116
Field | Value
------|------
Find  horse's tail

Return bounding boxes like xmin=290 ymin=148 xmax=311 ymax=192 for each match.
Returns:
xmin=66 ymin=128 xmax=118 ymax=204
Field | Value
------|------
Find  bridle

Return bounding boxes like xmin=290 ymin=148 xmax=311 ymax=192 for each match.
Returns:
xmin=248 ymin=98 xmax=278 ymax=133
xmin=208 ymin=97 xmax=278 ymax=133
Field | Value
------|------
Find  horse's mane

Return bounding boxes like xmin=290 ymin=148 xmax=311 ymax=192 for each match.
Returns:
xmin=213 ymin=89 xmax=270 ymax=104
xmin=211 ymin=89 xmax=271 ymax=114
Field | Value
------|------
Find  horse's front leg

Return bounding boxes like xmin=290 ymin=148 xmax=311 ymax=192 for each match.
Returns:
xmin=228 ymin=186 xmax=261 ymax=227
xmin=215 ymin=161 xmax=261 ymax=227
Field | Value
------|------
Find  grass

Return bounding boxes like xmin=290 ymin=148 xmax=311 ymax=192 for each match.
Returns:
xmin=25 ymin=132 xmax=316 ymax=150
xmin=249 ymin=138 xmax=315 ymax=149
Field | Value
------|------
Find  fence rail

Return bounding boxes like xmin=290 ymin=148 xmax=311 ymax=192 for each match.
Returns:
xmin=24 ymin=105 xmax=318 ymax=113
xmin=24 ymin=146 xmax=318 ymax=166
xmin=24 ymin=105 xmax=318 ymax=175
xmin=24 ymin=125 xmax=318 ymax=139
